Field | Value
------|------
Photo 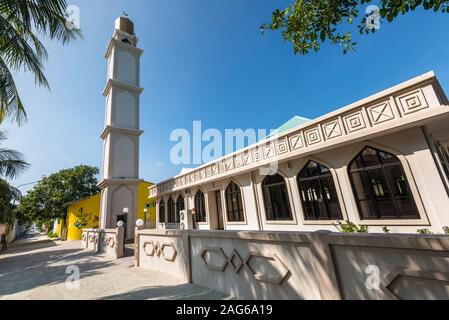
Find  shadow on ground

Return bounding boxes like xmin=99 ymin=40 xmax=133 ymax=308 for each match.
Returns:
xmin=0 ymin=242 xmax=116 ymax=296
xmin=100 ymin=283 xmax=230 ymax=300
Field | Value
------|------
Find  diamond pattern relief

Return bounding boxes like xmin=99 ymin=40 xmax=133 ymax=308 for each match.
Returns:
xmin=212 ymin=164 xmax=219 ymax=175
xmin=368 ymin=101 xmax=395 ymax=125
xmin=200 ymin=169 xmax=206 ymax=179
xmin=396 ymin=90 xmax=429 ymax=115
xmin=143 ymin=241 xmax=177 ymax=262
xmin=343 ymin=111 xmax=367 ymax=133
xmin=322 ymin=120 xmax=343 ymax=140
xmin=201 ymin=247 xmax=291 ymax=285
xmin=289 ymin=134 xmax=304 ymax=150
xmin=305 ymin=127 xmax=322 ymax=146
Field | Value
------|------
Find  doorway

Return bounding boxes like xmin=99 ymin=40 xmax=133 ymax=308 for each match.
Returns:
xmin=116 ymin=214 xmax=127 ymax=239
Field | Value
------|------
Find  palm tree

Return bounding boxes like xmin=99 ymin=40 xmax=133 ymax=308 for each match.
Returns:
xmin=0 ymin=0 xmax=82 ymax=125
xmin=0 ymin=130 xmax=28 ymax=179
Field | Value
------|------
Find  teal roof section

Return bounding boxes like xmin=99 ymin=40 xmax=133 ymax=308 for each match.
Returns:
xmin=265 ymin=116 xmax=312 ymax=139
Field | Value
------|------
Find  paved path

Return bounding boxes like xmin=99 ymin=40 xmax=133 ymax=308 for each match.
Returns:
xmin=0 ymin=239 xmax=229 ymax=300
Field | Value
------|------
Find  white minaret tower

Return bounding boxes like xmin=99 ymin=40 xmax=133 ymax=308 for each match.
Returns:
xmin=98 ymin=16 xmax=144 ymax=240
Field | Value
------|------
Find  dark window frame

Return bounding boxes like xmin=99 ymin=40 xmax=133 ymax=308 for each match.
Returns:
xmin=225 ymin=182 xmax=245 ymax=222
xmin=167 ymin=197 xmax=176 ymax=223
xmin=262 ymin=174 xmax=293 ymax=221
xmin=194 ymin=190 xmax=207 ymax=223
xmin=297 ymin=161 xmax=343 ymax=221
xmin=349 ymin=147 xmax=420 ymax=220
xmin=175 ymin=195 xmax=185 ymax=223
xmin=159 ymin=200 xmax=166 ymax=223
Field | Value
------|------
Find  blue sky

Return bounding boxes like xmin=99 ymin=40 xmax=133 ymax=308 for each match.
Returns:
xmin=3 ymin=0 xmax=449 ymax=192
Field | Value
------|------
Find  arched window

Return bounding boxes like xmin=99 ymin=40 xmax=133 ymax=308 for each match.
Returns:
xmin=349 ymin=147 xmax=420 ymax=219
xmin=194 ymin=190 xmax=207 ymax=222
xmin=262 ymin=174 xmax=293 ymax=221
xmin=159 ymin=200 xmax=166 ymax=223
xmin=167 ymin=197 xmax=176 ymax=223
xmin=225 ymin=182 xmax=244 ymax=222
xmin=176 ymin=195 xmax=185 ymax=223
xmin=297 ymin=161 xmax=343 ymax=220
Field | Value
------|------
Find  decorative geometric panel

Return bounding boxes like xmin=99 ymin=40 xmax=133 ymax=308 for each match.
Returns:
xmin=200 ymin=169 xmax=206 ymax=179
xmin=181 ymin=176 xmax=186 ymax=185
xmin=243 ymin=152 xmax=252 ymax=166
xmin=263 ymin=143 xmax=275 ymax=159
xmin=252 ymin=148 xmax=263 ymax=162
xmin=195 ymin=171 xmax=200 ymax=181
xmin=212 ymin=164 xmax=219 ymax=175
xmin=226 ymin=158 xmax=234 ymax=171
xmin=289 ymin=133 xmax=304 ymax=151
xmin=234 ymin=154 xmax=243 ymax=168
xmin=218 ymin=162 xmax=226 ymax=173
xmin=190 ymin=173 xmax=195 ymax=183
xmin=322 ymin=120 xmax=343 ymax=140
xmin=276 ymin=138 xmax=289 ymax=155
xmin=304 ymin=127 xmax=322 ymax=146
xmin=200 ymin=247 xmax=291 ymax=285
xmin=206 ymin=166 xmax=212 ymax=177
xmin=343 ymin=111 xmax=367 ymax=133
xmin=367 ymin=101 xmax=395 ymax=125
xmin=396 ymin=90 xmax=429 ymax=115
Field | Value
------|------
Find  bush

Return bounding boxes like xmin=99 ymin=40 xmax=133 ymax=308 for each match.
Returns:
xmin=334 ymin=221 xmax=369 ymax=233
xmin=443 ymin=226 xmax=449 ymax=235
xmin=417 ymin=228 xmax=433 ymax=235
xmin=47 ymin=231 xmax=58 ymax=239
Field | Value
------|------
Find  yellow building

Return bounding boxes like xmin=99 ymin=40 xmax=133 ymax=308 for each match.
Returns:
xmin=63 ymin=181 xmax=155 ymax=241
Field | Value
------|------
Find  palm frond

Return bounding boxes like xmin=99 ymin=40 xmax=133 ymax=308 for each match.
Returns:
xmin=0 ymin=57 xmax=27 ymax=124
xmin=0 ymin=148 xmax=29 ymax=180
xmin=0 ymin=0 xmax=82 ymax=125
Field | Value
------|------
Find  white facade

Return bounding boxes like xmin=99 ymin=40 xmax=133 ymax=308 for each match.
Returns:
xmin=99 ymin=17 xmax=144 ymax=239
xmin=150 ymin=72 xmax=449 ymax=234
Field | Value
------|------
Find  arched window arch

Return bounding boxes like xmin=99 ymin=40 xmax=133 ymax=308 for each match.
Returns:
xmin=167 ymin=197 xmax=176 ymax=223
xmin=159 ymin=200 xmax=166 ymax=223
xmin=225 ymin=182 xmax=244 ymax=222
xmin=194 ymin=190 xmax=207 ymax=222
xmin=176 ymin=195 xmax=185 ymax=223
xmin=297 ymin=161 xmax=343 ymax=220
xmin=262 ymin=174 xmax=293 ymax=221
xmin=349 ymin=147 xmax=420 ymax=219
